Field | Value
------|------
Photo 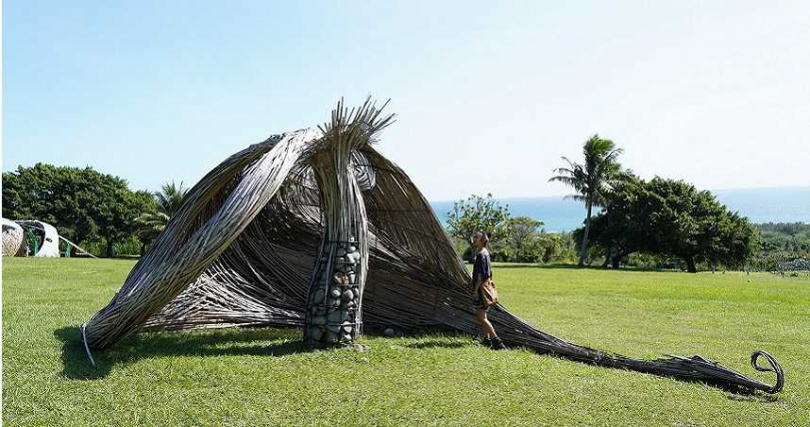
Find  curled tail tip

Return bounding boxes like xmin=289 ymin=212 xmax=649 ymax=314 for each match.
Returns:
xmin=750 ymin=350 xmax=784 ymax=394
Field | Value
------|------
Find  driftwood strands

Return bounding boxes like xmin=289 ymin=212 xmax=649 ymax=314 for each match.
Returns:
xmin=1 ymin=219 xmax=24 ymax=257
xmin=83 ymin=129 xmax=321 ymax=349
xmin=303 ymin=99 xmax=392 ymax=347
xmin=83 ymin=99 xmax=784 ymax=394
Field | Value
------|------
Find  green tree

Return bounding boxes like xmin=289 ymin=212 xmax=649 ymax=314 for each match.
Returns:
xmin=90 ymin=173 xmax=145 ymax=257
xmin=503 ymin=216 xmax=544 ymax=261
xmin=155 ymin=181 xmax=188 ymax=215
xmin=576 ymin=175 xmax=650 ymax=268
xmin=645 ymin=178 xmax=758 ymax=272
xmin=582 ymin=177 xmax=759 ymax=272
xmin=2 ymin=163 xmax=151 ymax=257
xmin=504 ymin=217 xmax=543 ymax=251
xmin=446 ymin=194 xmax=511 ymax=261
xmin=132 ymin=190 xmax=159 ymax=255
xmin=4 ymin=164 xmax=96 ymax=244
xmin=755 ymin=222 xmax=810 ymax=271
xmin=134 ymin=181 xmax=188 ymax=253
xmin=550 ymin=135 xmax=625 ymax=267
xmin=537 ymin=232 xmax=575 ymax=263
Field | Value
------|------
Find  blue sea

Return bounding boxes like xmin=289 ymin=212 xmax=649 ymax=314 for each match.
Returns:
xmin=430 ymin=186 xmax=810 ymax=232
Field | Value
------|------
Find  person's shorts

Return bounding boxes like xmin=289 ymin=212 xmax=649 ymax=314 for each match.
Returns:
xmin=473 ymin=290 xmax=488 ymax=311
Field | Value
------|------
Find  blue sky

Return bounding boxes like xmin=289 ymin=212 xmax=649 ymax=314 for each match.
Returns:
xmin=4 ymin=1 xmax=809 ymax=200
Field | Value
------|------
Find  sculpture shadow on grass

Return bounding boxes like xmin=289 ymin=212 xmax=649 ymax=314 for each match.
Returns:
xmin=55 ymin=325 xmax=779 ymax=402
xmin=405 ymin=340 xmax=473 ymax=350
xmin=54 ymin=326 xmax=310 ymax=380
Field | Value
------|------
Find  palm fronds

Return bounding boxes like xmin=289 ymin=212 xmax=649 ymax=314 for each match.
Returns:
xmin=550 ymin=135 xmax=628 ymax=265
xmin=134 ymin=182 xmax=190 ymax=245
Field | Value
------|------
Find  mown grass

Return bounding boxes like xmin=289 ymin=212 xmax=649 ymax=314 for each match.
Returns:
xmin=3 ymin=258 xmax=809 ymax=425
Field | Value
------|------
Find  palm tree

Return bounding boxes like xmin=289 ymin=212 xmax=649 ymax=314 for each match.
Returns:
xmin=550 ymin=135 xmax=624 ymax=267
xmin=597 ymin=171 xmax=637 ymax=268
xmin=134 ymin=182 xmax=188 ymax=253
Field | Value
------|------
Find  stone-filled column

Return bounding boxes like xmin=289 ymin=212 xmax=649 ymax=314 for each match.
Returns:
xmin=304 ymin=146 xmax=369 ymax=347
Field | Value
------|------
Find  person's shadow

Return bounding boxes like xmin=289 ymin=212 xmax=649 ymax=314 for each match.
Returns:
xmin=54 ymin=326 xmax=311 ymax=380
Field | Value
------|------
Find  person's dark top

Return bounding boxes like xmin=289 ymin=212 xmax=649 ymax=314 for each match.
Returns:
xmin=471 ymin=248 xmax=492 ymax=288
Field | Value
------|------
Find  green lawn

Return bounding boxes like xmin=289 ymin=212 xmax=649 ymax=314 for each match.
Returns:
xmin=3 ymin=258 xmax=809 ymax=426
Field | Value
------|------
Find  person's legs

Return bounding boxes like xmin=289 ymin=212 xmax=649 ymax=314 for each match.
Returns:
xmin=475 ymin=308 xmax=507 ymax=350
xmin=475 ymin=309 xmax=496 ymax=339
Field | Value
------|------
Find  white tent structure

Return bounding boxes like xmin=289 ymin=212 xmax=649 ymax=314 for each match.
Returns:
xmin=28 ymin=221 xmax=61 ymax=257
xmin=3 ymin=220 xmax=89 ymax=258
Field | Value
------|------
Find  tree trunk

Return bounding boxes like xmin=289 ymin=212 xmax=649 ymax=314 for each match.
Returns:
xmin=600 ymin=208 xmax=611 ymax=268
xmin=578 ymin=201 xmax=592 ymax=267
xmin=106 ymin=240 xmax=115 ymax=258
xmin=602 ymin=246 xmax=612 ymax=268
xmin=611 ymin=251 xmax=624 ymax=269
xmin=685 ymin=256 xmax=697 ymax=273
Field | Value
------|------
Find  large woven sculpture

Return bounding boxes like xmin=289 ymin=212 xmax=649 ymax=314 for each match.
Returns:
xmin=83 ymin=99 xmax=784 ymax=394
xmin=2 ymin=218 xmax=24 ymax=257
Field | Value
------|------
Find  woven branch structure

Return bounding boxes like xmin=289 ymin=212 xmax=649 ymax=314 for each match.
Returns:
xmin=83 ymin=99 xmax=784 ymax=394
xmin=2 ymin=218 xmax=24 ymax=257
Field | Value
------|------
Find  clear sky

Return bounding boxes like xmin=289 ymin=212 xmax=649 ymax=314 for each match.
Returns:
xmin=4 ymin=1 xmax=809 ymax=201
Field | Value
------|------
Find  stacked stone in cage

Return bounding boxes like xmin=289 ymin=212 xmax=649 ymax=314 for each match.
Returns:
xmin=306 ymin=239 xmax=363 ymax=345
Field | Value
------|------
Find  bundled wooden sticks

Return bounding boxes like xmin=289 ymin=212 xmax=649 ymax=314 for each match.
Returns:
xmin=302 ymin=98 xmax=393 ymax=346
xmin=83 ymin=99 xmax=784 ymax=394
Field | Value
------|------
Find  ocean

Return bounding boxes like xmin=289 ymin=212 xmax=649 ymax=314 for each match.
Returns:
xmin=430 ymin=186 xmax=810 ymax=232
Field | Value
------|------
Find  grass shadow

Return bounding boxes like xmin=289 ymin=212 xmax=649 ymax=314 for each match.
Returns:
xmin=405 ymin=340 xmax=473 ymax=349
xmin=54 ymin=326 xmax=783 ymax=401
xmin=54 ymin=325 xmax=311 ymax=380
xmin=724 ymin=392 xmax=779 ymax=403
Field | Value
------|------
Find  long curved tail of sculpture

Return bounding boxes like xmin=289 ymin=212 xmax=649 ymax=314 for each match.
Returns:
xmin=484 ymin=305 xmax=784 ymax=394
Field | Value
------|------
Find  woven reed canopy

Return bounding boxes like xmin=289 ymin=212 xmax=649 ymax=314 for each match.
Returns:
xmin=2 ymin=218 xmax=24 ymax=257
xmin=83 ymin=99 xmax=784 ymax=394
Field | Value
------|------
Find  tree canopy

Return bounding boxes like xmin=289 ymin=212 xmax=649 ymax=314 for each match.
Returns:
xmin=134 ymin=182 xmax=188 ymax=252
xmin=445 ymin=194 xmax=511 ymax=259
xmin=2 ymin=163 xmax=154 ymax=256
xmin=550 ymin=135 xmax=626 ymax=267
xmin=579 ymin=177 xmax=759 ymax=272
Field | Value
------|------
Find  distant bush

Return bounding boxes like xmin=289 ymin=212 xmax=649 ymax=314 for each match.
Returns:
xmin=575 ymin=177 xmax=758 ymax=272
xmin=79 ymin=236 xmax=142 ymax=258
xmin=446 ymin=195 xmax=575 ymax=264
xmin=459 ymin=223 xmax=575 ymax=264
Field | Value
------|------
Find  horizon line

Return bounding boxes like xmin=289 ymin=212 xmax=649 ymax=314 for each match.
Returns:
xmin=428 ymin=185 xmax=810 ymax=203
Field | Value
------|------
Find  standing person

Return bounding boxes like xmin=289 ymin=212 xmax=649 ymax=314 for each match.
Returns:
xmin=470 ymin=231 xmax=506 ymax=350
